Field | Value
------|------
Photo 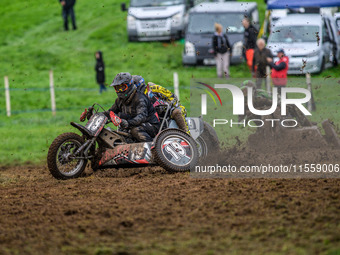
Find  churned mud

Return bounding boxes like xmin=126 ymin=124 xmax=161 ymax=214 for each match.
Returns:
xmin=1 ymin=162 xmax=340 ymax=254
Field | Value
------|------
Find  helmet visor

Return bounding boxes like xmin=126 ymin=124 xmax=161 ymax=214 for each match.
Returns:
xmin=114 ymin=84 xmax=128 ymax=93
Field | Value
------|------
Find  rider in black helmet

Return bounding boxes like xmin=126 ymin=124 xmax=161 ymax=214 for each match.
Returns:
xmin=106 ymin=72 xmax=160 ymax=142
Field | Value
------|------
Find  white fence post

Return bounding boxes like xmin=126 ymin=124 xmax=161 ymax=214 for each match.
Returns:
xmin=266 ymin=65 xmax=271 ymax=94
xmin=306 ymin=73 xmax=312 ymax=112
xmin=306 ymin=72 xmax=316 ymax=112
xmin=4 ymin=76 xmax=11 ymax=117
xmin=173 ymin=72 xmax=180 ymax=101
xmin=49 ymin=70 xmax=56 ymax=116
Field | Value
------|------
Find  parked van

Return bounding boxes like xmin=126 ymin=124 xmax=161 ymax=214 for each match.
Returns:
xmin=121 ymin=0 xmax=194 ymax=41
xmin=269 ymin=7 xmax=339 ymax=32
xmin=182 ymin=2 xmax=259 ymax=65
xmin=267 ymin=14 xmax=340 ymax=74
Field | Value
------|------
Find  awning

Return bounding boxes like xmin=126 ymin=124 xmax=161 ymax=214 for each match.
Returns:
xmin=267 ymin=0 xmax=340 ymax=9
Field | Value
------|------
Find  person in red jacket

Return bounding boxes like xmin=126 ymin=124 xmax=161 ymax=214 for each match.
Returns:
xmin=267 ymin=49 xmax=289 ymax=94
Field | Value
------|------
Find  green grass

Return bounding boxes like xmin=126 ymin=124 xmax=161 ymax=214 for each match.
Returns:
xmin=0 ymin=0 xmax=339 ymax=164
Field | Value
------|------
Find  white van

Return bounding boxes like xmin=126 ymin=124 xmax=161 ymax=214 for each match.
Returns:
xmin=121 ymin=0 xmax=193 ymax=41
xmin=267 ymin=14 xmax=340 ymax=74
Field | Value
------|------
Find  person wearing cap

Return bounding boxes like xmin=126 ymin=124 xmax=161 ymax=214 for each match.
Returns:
xmin=267 ymin=49 xmax=289 ymax=94
xmin=105 ymin=72 xmax=160 ymax=142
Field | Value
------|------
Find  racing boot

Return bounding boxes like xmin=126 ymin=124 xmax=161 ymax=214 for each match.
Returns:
xmin=171 ymin=108 xmax=190 ymax=134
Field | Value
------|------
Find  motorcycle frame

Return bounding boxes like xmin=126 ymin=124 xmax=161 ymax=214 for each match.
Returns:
xmin=69 ymin=103 xmax=203 ymax=164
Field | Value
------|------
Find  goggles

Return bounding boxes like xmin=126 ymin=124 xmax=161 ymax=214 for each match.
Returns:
xmin=114 ymin=83 xmax=128 ymax=93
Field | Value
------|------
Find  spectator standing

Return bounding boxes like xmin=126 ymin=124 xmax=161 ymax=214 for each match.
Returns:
xmin=267 ymin=49 xmax=289 ymax=94
xmin=242 ymin=17 xmax=258 ymax=72
xmin=95 ymin=51 xmax=107 ymax=94
xmin=59 ymin=0 xmax=77 ymax=31
xmin=212 ymin=23 xmax=231 ymax=78
xmin=252 ymin=38 xmax=273 ymax=89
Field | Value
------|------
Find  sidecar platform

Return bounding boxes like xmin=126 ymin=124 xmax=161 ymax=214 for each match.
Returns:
xmin=97 ymin=142 xmax=155 ymax=168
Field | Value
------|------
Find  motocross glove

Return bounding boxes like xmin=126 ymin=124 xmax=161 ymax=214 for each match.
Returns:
xmin=120 ymin=119 xmax=129 ymax=129
xmin=87 ymin=106 xmax=94 ymax=120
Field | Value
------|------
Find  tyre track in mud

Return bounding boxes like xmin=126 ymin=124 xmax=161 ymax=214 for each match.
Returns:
xmin=1 ymin=163 xmax=340 ymax=254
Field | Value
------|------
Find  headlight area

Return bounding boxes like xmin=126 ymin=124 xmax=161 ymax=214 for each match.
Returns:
xmin=127 ymin=15 xmax=136 ymax=29
xmin=232 ymin=41 xmax=243 ymax=56
xmin=171 ymin=13 xmax=182 ymax=27
xmin=185 ymin=41 xmax=196 ymax=56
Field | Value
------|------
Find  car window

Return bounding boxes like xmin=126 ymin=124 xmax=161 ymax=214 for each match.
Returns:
xmin=188 ymin=13 xmax=245 ymax=34
xmin=269 ymin=25 xmax=319 ymax=43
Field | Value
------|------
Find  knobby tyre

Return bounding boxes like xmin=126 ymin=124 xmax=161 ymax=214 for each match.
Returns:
xmin=197 ymin=121 xmax=220 ymax=159
xmin=152 ymin=129 xmax=199 ymax=173
xmin=47 ymin=132 xmax=87 ymax=180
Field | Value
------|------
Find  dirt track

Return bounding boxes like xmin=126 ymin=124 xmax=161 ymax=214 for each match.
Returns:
xmin=1 ymin=163 xmax=340 ymax=255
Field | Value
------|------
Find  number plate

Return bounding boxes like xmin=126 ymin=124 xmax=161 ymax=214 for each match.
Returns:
xmin=85 ymin=113 xmax=107 ymax=137
xmin=203 ymin=58 xmax=216 ymax=65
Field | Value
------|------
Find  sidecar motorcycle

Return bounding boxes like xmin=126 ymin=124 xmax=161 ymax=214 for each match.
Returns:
xmin=47 ymin=103 xmax=219 ymax=179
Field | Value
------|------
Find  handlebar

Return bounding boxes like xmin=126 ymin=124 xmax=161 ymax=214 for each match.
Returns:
xmin=90 ymin=103 xmax=107 ymax=113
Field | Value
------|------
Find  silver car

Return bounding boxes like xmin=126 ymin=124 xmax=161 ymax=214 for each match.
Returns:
xmin=267 ymin=14 xmax=340 ymax=74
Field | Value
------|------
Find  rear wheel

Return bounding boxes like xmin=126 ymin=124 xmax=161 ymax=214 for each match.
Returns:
xmin=196 ymin=121 xmax=220 ymax=159
xmin=47 ymin=133 xmax=88 ymax=180
xmin=152 ymin=129 xmax=198 ymax=172
xmin=196 ymin=136 xmax=208 ymax=158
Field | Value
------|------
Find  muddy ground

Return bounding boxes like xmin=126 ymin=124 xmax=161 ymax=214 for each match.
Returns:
xmin=1 ymin=159 xmax=340 ymax=255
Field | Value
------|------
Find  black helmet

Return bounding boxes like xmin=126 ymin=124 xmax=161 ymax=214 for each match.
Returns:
xmin=110 ymin=72 xmax=135 ymax=100
xmin=110 ymin=72 xmax=132 ymax=87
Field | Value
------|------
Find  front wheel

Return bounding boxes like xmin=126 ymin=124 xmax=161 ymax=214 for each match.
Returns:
xmin=47 ymin=133 xmax=88 ymax=180
xmin=152 ymin=129 xmax=198 ymax=172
